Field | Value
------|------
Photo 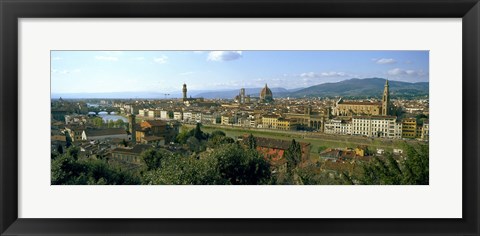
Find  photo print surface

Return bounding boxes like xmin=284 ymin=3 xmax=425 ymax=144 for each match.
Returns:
xmin=50 ymin=50 xmax=429 ymax=185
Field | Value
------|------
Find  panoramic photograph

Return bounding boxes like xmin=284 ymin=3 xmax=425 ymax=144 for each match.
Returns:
xmin=51 ymin=50 xmax=429 ymax=185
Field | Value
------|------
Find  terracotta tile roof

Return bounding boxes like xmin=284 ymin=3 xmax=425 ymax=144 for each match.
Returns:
xmin=255 ymin=137 xmax=291 ymax=150
xmin=339 ymin=101 xmax=382 ymax=106
xmin=111 ymin=144 xmax=151 ymax=155
xmin=262 ymin=114 xmax=280 ymax=119
xmin=143 ymin=120 xmax=167 ymax=127
xmin=84 ymin=128 xmax=127 ymax=137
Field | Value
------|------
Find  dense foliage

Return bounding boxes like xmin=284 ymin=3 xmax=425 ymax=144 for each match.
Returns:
xmin=142 ymin=143 xmax=271 ymax=185
xmin=52 ymin=125 xmax=429 ymax=185
xmin=51 ymin=147 xmax=140 ymax=185
xmin=357 ymin=144 xmax=429 ymax=185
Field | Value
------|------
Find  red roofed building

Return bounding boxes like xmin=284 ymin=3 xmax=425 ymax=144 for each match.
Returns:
xmin=136 ymin=120 xmax=168 ymax=144
xmin=242 ymin=135 xmax=310 ymax=168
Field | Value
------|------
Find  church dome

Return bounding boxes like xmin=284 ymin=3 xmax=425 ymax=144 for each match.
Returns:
xmin=260 ymin=84 xmax=273 ymax=102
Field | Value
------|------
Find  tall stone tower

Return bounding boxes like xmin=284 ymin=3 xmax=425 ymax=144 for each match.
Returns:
xmin=128 ymin=113 xmax=136 ymax=144
xmin=182 ymin=83 xmax=187 ymax=101
xmin=240 ymin=88 xmax=245 ymax=104
xmin=381 ymin=79 xmax=390 ymax=116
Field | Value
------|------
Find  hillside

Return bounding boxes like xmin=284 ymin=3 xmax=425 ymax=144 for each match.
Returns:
xmin=285 ymin=78 xmax=428 ymax=98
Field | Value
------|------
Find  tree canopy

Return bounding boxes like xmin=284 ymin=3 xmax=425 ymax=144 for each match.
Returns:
xmin=52 ymin=147 xmax=140 ymax=185
xmin=358 ymin=144 xmax=429 ymax=185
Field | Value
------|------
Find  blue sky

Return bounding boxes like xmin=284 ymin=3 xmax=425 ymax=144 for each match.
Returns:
xmin=51 ymin=50 xmax=429 ymax=94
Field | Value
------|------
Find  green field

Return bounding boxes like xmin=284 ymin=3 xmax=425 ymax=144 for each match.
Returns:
xmin=183 ymin=124 xmax=420 ymax=159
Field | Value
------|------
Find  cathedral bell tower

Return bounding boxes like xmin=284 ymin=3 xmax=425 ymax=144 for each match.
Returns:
xmin=128 ymin=112 xmax=136 ymax=144
xmin=381 ymin=79 xmax=390 ymax=116
xmin=182 ymin=83 xmax=187 ymax=101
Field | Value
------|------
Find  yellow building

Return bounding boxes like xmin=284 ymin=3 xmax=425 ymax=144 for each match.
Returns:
xmin=402 ymin=118 xmax=417 ymax=139
xmin=221 ymin=115 xmax=234 ymax=125
xmin=262 ymin=114 xmax=297 ymax=130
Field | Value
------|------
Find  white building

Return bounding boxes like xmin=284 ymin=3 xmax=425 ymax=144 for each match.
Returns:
xmin=352 ymin=116 xmax=402 ymax=139
xmin=248 ymin=117 xmax=257 ymax=128
xmin=421 ymin=121 xmax=429 ymax=141
xmin=148 ymin=109 xmax=161 ymax=119
xmin=138 ymin=109 xmax=148 ymax=117
xmin=183 ymin=112 xmax=193 ymax=122
xmin=201 ymin=113 xmax=217 ymax=124
xmin=194 ymin=113 xmax=202 ymax=123
xmin=65 ymin=115 xmax=87 ymax=125
xmin=173 ymin=111 xmax=183 ymax=121
xmin=324 ymin=119 xmax=352 ymax=135
xmin=160 ymin=110 xmax=168 ymax=119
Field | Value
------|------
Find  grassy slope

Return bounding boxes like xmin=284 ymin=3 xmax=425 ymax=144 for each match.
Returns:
xmin=183 ymin=124 xmax=421 ymax=159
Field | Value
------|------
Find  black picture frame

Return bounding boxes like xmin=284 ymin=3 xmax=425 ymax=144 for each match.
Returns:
xmin=1 ymin=0 xmax=479 ymax=235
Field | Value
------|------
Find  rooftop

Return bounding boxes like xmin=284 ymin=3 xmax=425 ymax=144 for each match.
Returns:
xmin=84 ymin=128 xmax=127 ymax=137
xmin=352 ymin=115 xmax=397 ymax=119
xmin=111 ymin=144 xmax=152 ymax=155
xmin=143 ymin=120 xmax=167 ymax=127
xmin=339 ymin=101 xmax=382 ymax=106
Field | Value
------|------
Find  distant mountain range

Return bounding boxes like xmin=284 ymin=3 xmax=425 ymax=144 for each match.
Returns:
xmin=52 ymin=78 xmax=428 ymax=99
xmin=196 ymin=78 xmax=428 ymax=99
xmin=283 ymin=78 xmax=429 ymax=98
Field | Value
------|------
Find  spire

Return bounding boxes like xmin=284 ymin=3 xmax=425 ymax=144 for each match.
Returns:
xmin=385 ymin=79 xmax=389 ymax=87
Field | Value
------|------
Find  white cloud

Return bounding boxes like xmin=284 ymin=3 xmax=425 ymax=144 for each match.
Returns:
xmin=405 ymin=70 xmax=416 ymax=75
xmin=300 ymin=72 xmax=319 ymax=78
xmin=153 ymin=55 xmax=168 ymax=64
xmin=131 ymin=57 xmax=145 ymax=61
xmin=300 ymin=71 xmax=349 ymax=78
xmin=52 ymin=57 xmax=62 ymax=61
xmin=375 ymin=58 xmax=396 ymax=64
xmin=207 ymin=51 xmax=242 ymax=62
xmin=95 ymin=56 xmax=118 ymax=61
xmin=387 ymin=68 xmax=426 ymax=77
xmin=387 ymin=68 xmax=403 ymax=75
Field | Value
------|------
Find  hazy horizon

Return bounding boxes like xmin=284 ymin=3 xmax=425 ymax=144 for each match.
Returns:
xmin=51 ymin=77 xmax=430 ymax=99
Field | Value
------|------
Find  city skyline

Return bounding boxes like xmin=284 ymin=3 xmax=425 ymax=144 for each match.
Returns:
xmin=51 ymin=50 xmax=429 ymax=94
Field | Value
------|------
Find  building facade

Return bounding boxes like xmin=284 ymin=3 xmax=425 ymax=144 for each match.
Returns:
xmin=421 ymin=121 xmax=429 ymax=141
xmin=324 ymin=118 xmax=352 ymax=135
xmin=351 ymin=116 xmax=402 ymax=139
xmin=402 ymin=118 xmax=417 ymax=139
xmin=147 ymin=109 xmax=161 ymax=119
xmin=333 ymin=79 xmax=392 ymax=116
xmin=173 ymin=111 xmax=183 ymax=120
xmin=262 ymin=114 xmax=297 ymax=130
